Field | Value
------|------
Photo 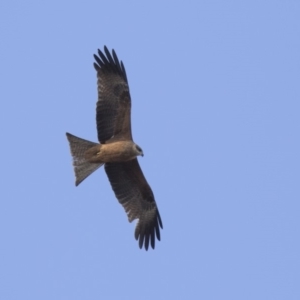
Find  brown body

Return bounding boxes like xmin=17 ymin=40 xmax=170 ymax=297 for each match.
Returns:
xmin=66 ymin=46 xmax=162 ymax=250
xmin=85 ymin=141 xmax=141 ymax=163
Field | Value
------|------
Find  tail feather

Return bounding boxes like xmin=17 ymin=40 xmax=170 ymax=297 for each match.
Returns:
xmin=66 ymin=132 xmax=103 ymax=186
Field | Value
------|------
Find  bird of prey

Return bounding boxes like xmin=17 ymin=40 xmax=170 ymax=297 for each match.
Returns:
xmin=66 ymin=46 xmax=162 ymax=250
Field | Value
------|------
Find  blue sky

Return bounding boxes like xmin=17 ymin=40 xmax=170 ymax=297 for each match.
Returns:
xmin=1 ymin=1 xmax=300 ymax=299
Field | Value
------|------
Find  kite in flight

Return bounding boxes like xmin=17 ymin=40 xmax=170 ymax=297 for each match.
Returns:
xmin=66 ymin=46 xmax=163 ymax=250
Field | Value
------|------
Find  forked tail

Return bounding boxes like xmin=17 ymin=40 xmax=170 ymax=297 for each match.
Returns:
xmin=66 ymin=133 xmax=103 ymax=186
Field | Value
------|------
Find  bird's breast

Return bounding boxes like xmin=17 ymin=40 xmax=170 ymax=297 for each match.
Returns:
xmin=99 ymin=141 xmax=136 ymax=163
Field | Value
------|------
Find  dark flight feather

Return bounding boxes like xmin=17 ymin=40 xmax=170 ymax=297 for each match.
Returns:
xmin=94 ymin=47 xmax=131 ymax=143
xmin=105 ymin=159 xmax=163 ymax=250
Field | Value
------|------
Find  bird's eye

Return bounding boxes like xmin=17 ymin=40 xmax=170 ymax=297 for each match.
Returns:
xmin=136 ymin=146 xmax=142 ymax=152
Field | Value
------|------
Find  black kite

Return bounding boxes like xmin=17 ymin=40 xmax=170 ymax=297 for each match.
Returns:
xmin=66 ymin=46 xmax=163 ymax=250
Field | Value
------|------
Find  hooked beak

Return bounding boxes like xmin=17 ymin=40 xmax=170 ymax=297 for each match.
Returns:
xmin=141 ymin=151 xmax=144 ymax=157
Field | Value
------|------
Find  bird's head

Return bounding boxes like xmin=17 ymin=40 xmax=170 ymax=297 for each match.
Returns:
xmin=134 ymin=144 xmax=144 ymax=157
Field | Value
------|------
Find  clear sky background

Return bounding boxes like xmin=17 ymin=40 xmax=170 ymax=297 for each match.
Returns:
xmin=1 ymin=1 xmax=299 ymax=299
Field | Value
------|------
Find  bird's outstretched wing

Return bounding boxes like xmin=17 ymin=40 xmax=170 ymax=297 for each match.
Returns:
xmin=94 ymin=46 xmax=132 ymax=144
xmin=105 ymin=159 xmax=163 ymax=250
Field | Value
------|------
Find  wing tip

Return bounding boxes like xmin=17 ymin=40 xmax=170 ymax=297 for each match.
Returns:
xmin=93 ymin=46 xmax=128 ymax=83
xmin=134 ymin=212 xmax=162 ymax=251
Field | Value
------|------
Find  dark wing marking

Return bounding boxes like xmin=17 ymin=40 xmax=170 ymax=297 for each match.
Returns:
xmin=105 ymin=159 xmax=163 ymax=250
xmin=94 ymin=46 xmax=132 ymax=144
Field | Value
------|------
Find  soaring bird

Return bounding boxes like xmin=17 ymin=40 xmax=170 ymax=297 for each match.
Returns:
xmin=66 ymin=46 xmax=162 ymax=250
